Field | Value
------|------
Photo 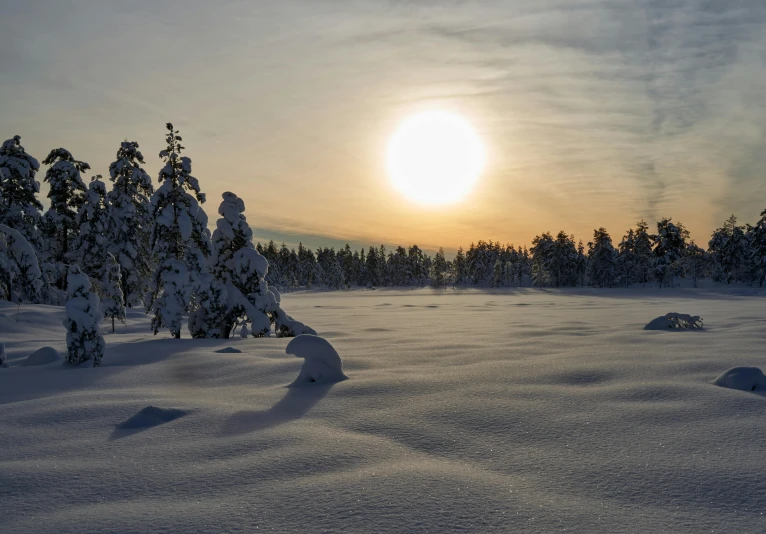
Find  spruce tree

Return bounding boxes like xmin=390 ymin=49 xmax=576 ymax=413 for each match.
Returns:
xmin=750 ymin=209 xmax=766 ymax=287
xmin=101 ymin=253 xmax=126 ymax=333
xmin=106 ymin=141 xmax=155 ymax=306
xmin=652 ymin=218 xmax=688 ymax=287
xmin=453 ymin=247 xmax=467 ymax=287
xmin=586 ymin=228 xmax=617 ymax=288
xmin=0 ymin=136 xmax=42 ymax=246
xmin=147 ymin=123 xmax=212 ymax=338
xmin=40 ymin=148 xmax=90 ymax=286
xmin=75 ymin=176 xmax=110 ymax=285
xmin=633 ymin=220 xmax=653 ymax=287
xmin=431 ymin=247 xmax=449 ymax=288
xmin=63 ymin=265 xmax=105 ymax=367
xmin=0 ymin=223 xmax=43 ymax=303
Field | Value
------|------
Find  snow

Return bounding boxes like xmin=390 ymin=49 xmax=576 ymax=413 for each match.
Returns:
xmin=21 ymin=346 xmax=61 ymax=366
xmin=1 ymin=287 xmax=766 ymax=532
xmin=713 ymin=367 xmax=766 ymax=393
xmin=214 ymin=346 xmax=242 ymax=354
xmin=285 ymin=334 xmax=347 ymax=386
xmin=115 ymin=406 xmax=188 ymax=430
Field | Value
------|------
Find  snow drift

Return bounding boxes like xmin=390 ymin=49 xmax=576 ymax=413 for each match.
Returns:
xmin=286 ymin=334 xmax=347 ymax=387
xmin=117 ymin=406 xmax=188 ymax=430
xmin=713 ymin=367 xmax=766 ymax=393
xmin=21 ymin=346 xmax=61 ymax=366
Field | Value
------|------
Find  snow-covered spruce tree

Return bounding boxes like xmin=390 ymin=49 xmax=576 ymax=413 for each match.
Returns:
xmin=106 ymin=141 xmax=155 ymax=306
xmin=633 ymin=220 xmax=653 ymax=287
xmin=101 ymin=253 xmax=126 ymax=333
xmin=0 ymin=136 xmax=42 ymax=246
xmin=453 ymin=247 xmax=467 ymax=286
xmin=147 ymin=124 xmax=214 ymax=338
xmin=317 ymin=247 xmax=345 ymax=289
xmin=40 ymin=148 xmax=90 ymax=287
xmin=209 ymin=192 xmax=314 ymax=338
xmin=0 ymin=224 xmax=43 ymax=302
xmin=616 ymin=229 xmax=636 ymax=287
xmin=75 ymin=176 xmax=110 ymax=285
xmin=64 ymin=265 xmax=105 ymax=367
xmin=586 ymin=228 xmax=617 ymax=288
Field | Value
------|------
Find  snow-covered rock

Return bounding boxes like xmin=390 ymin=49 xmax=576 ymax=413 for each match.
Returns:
xmin=644 ymin=312 xmax=703 ymax=330
xmin=116 ymin=406 xmax=187 ymax=429
xmin=714 ymin=367 xmax=766 ymax=393
xmin=286 ymin=334 xmax=347 ymax=387
xmin=21 ymin=346 xmax=62 ymax=366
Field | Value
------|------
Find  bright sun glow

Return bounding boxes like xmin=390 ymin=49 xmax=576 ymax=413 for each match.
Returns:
xmin=387 ymin=111 xmax=486 ymax=206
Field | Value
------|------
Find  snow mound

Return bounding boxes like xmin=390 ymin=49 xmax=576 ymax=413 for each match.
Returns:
xmin=116 ymin=406 xmax=188 ymax=430
xmin=644 ymin=312 xmax=703 ymax=330
xmin=286 ymin=334 xmax=347 ymax=387
xmin=713 ymin=367 xmax=766 ymax=393
xmin=215 ymin=347 xmax=243 ymax=354
xmin=21 ymin=346 xmax=62 ymax=366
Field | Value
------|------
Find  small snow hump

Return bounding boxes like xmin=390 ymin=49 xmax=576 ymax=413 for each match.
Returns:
xmin=21 ymin=346 xmax=62 ymax=366
xmin=286 ymin=334 xmax=347 ymax=387
xmin=714 ymin=367 xmax=766 ymax=393
xmin=215 ymin=347 xmax=243 ymax=354
xmin=116 ymin=406 xmax=188 ymax=430
xmin=644 ymin=313 xmax=703 ymax=330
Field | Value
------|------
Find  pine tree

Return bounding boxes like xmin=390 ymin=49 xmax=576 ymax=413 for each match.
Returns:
xmin=586 ymin=228 xmax=617 ymax=288
xmin=453 ymin=247 xmax=467 ymax=287
xmin=683 ymin=241 xmax=706 ymax=288
xmin=75 ymin=176 xmax=110 ymax=285
xmin=431 ymin=247 xmax=449 ymax=288
xmin=106 ymin=141 xmax=155 ymax=306
xmin=0 ymin=136 xmax=42 ymax=246
xmin=652 ymin=218 xmax=688 ymax=288
xmin=750 ymin=209 xmax=766 ymax=287
xmin=633 ymin=220 xmax=653 ymax=287
xmin=490 ymin=257 xmax=504 ymax=288
xmin=63 ymin=265 xmax=105 ymax=367
xmin=616 ymin=229 xmax=636 ymax=287
xmin=147 ymin=123 xmax=212 ymax=338
xmin=101 ymin=253 xmax=126 ymax=333
xmin=40 ymin=148 xmax=90 ymax=286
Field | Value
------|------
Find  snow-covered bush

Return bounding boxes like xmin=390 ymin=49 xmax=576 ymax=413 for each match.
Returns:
xmin=106 ymin=141 xmax=155 ymax=306
xmin=101 ymin=253 xmax=126 ymax=332
xmin=644 ymin=313 xmax=703 ymax=330
xmin=285 ymin=334 xmax=347 ymax=386
xmin=63 ymin=265 xmax=105 ymax=366
xmin=0 ymin=343 xmax=8 ymax=368
xmin=714 ymin=367 xmax=766 ymax=393
xmin=0 ymin=223 xmax=43 ymax=303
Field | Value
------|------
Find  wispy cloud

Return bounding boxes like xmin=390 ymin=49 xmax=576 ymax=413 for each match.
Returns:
xmin=1 ymin=0 xmax=764 ymax=249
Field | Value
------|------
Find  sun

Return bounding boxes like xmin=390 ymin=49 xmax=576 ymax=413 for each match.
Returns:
xmin=387 ymin=111 xmax=486 ymax=206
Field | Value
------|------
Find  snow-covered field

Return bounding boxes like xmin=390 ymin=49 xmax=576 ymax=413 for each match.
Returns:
xmin=2 ymin=288 xmax=765 ymax=533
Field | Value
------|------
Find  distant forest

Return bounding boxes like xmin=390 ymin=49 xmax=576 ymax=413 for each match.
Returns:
xmin=2 ymin=126 xmax=766 ymax=319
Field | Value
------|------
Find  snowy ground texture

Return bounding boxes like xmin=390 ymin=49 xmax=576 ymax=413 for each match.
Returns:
xmin=2 ymin=288 xmax=766 ymax=533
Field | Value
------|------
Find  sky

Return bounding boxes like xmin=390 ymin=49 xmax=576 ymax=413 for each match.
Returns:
xmin=2 ymin=0 xmax=765 ymax=254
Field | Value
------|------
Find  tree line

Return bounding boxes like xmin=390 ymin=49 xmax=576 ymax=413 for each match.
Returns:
xmin=2 ymin=125 xmax=766 ymax=334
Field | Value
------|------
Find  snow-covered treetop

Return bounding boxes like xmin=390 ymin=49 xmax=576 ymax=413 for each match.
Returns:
xmin=109 ymin=141 xmax=153 ymax=196
xmin=66 ymin=264 xmax=92 ymax=296
xmin=42 ymin=148 xmax=90 ymax=211
xmin=157 ymin=123 xmax=205 ymax=203
xmin=0 ymin=135 xmax=42 ymax=210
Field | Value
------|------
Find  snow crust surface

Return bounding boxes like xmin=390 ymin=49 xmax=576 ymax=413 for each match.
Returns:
xmin=1 ymin=288 xmax=765 ymax=533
